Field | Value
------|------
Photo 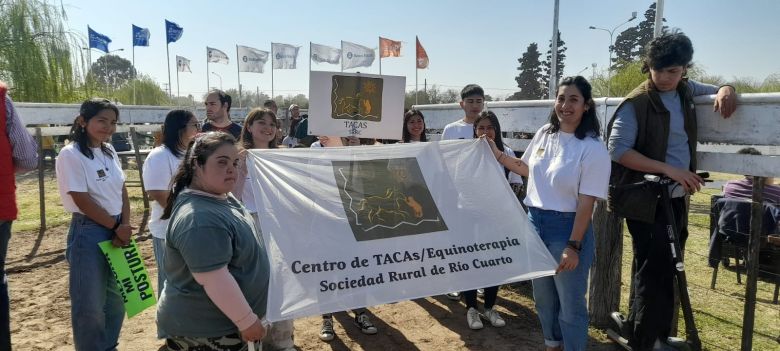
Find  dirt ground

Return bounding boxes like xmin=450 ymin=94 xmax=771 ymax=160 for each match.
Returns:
xmin=6 ymin=219 xmax=616 ymax=351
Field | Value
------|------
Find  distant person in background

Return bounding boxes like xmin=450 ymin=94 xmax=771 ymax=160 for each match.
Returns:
xmin=1 ymin=81 xmax=39 ymax=351
xmin=141 ymin=109 xmax=200 ymax=341
xmin=56 ymin=98 xmax=133 ymax=350
xmin=202 ymin=90 xmax=241 ymax=139
xmin=723 ymin=147 xmax=780 ymax=204
xmin=263 ymin=99 xmax=278 ymax=115
xmin=402 ymin=109 xmax=428 ymax=143
xmin=282 ymin=104 xmax=301 ymax=148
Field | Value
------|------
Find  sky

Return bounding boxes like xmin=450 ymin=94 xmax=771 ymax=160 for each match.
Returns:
xmin=64 ymin=0 xmax=780 ymax=101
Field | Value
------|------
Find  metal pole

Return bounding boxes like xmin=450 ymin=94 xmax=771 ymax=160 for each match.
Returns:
xmin=166 ymin=43 xmax=172 ymax=97
xmin=340 ymin=41 xmax=344 ymax=73
xmin=176 ymin=62 xmax=180 ymax=104
xmin=236 ymin=45 xmax=242 ymax=109
xmin=654 ymin=0 xmax=665 ymax=38
xmin=607 ymin=31 xmax=613 ymax=98
xmin=132 ymin=45 xmax=136 ymax=104
xmin=271 ymin=43 xmax=274 ymax=100
xmin=415 ymin=67 xmax=418 ymax=106
xmin=35 ymin=128 xmax=46 ymax=236
xmin=379 ymin=37 xmax=382 ymax=75
xmin=741 ymin=176 xmax=764 ymax=351
xmin=206 ymin=48 xmax=210 ymax=94
xmin=548 ymin=0 xmax=560 ymax=99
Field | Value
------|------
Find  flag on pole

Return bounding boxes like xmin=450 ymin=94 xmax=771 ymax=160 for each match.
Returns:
xmin=416 ymin=36 xmax=429 ymax=69
xmin=379 ymin=37 xmax=402 ymax=58
xmin=310 ymin=43 xmax=341 ymax=64
xmin=207 ymin=47 xmax=230 ymax=64
xmin=341 ymin=41 xmax=375 ymax=70
xmin=132 ymin=25 xmax=150 ymax=47
xmin=176 ymin=56 xmax=191 ymax=72
xmin=165 ymin=20 xmax=183 ymax=44
xmin=272 ymin=43 xmax=300 ymax=69
xmin=88 ymin=26 xmax=111 ymax=53
xmin=237 ymin=45 xmax=269 ymax=73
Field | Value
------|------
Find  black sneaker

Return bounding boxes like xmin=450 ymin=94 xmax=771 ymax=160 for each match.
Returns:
xmin=354 ymin=313 xmax=378 ymax=335
xmin=319 ymin=317 xmax=335 ymax=341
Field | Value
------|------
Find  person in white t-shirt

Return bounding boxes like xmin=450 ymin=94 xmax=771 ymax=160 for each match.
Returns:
xmin=488 ymin=76 xmax=610 ymax=351
xmin=440 ymin=84 xmax=484 ymax=140
xmin=142 ymin=110 xmax=199 ymax=311
xmin=55 ymin=98 xmax=133 ymax=350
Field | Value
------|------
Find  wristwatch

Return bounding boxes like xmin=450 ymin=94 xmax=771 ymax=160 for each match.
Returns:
xmin=567 ymin=240 xmax=582 ymax=252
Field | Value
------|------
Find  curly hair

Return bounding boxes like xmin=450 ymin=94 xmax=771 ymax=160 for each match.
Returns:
xmin=641 ymin=29 xmax=693 ymax=74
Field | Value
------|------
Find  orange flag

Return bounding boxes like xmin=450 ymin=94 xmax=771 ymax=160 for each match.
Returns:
xmin=416 ymin=36 xmax=429 ymax=69
xmin=379 ymin=37 xmax=402 ymax=58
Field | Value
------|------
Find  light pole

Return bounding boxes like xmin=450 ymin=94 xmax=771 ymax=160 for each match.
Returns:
xmin=588 ymin=11 xmax=637 ymax=97
xmin=591 ymin=62 xmax=597 ymax=82
xmin=211 ymin=72 xmax=222 ymax=90
xmin=575 ymin=66 xmax=589 ymax=76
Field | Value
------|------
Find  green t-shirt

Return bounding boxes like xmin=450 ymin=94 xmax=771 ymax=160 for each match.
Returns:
xmin=157 ymin=191 xmax=270 ymax=338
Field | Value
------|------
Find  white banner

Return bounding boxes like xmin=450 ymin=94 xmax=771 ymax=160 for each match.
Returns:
xmin=247 ymin=140 xmax=558 ymax=322
xmin=237 ymin=45 xmax=269 ymax=73
xmin=272 ymin=43 xmax=299 ymax=69
xmin=341 ymin=41 xmax=375 ymax=70
xmin=207 ymin=46 xmax=229 ymax=64
xmin=311 ymin=43 xmax=341 ymax=64
xmin=176 ymin=55 xmax=191 ymax=72
xmin=308 ymin=71 xmax=405 ymax=140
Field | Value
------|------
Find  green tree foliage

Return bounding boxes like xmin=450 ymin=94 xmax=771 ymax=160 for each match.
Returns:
xmin=272 ymin=94 xmax=309 ymax=110
xmin=0 ymin=0 xmax=81 ymax=102
xmin=509 ymin=43 xmax=544 ymax=100
xmin=88 ymin=54 xmax=136 ymax=93
xmin=405 ymin=85 xmax=459 ymax=108
xmin=541 ymin=31 xmax=567 ymax=98
xmin=612 ymin=3 xmax=666 ymax=70
xmin=113 ymin=75 xmax=169 ymax=106
xmin=590 ymin=61 xmax=646 ymax=98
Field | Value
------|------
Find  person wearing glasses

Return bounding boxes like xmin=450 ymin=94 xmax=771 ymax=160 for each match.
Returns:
xmin=142 ymin=110 xmax=200 ymax=339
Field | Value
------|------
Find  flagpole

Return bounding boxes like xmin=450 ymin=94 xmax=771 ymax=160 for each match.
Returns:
xmin=166 ymin=43 xmax=172 ymax=98
xmin=415 ymin=67 xmax=419 ymax=106
xmin=378 ymin=37 xmax=382 ymax=75
xmin=176 ymin=60 xmax=180 ymax=105
xmin=132 ymin=44 xmax=136 ymax=104
xmin=206 ymin=48 xmax=210 ymax=94
xmin=236 ymin=45 xmax=242 ymax=109
xmin=308 ymin=42 xmax=311 ymax=75
xmin=340 ymin=41 xmax=344 ymax=73
xmin=271 ymin=43 xmax=274 ymax=100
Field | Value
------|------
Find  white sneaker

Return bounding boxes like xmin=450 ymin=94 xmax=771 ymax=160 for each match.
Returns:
xmin=483 ymin=307 xmax=506 ymax=327
xmin=446 ymin=292 xmax=460 ymax=301
xmin=319 ymin=318 xmax=335 ymax=341
xmin=354 ymin=313 xmax=378 ymax=335
xmin=466 ymin=307 xmax=484 ymax=330
xmin=477 ymin=288 xmax=485 ymax=297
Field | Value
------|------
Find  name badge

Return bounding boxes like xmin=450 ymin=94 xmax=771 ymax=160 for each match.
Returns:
xmin=97 ymin=169 xmax=107 ymax=178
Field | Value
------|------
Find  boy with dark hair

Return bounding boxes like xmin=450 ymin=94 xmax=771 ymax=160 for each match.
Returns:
xmin=607 ymin=30 xmax=737 ymax=351
xmin=202 ymin=89 xmax=241 ymax=139
xmin=440 ymin=84 xmax=485 ymax=140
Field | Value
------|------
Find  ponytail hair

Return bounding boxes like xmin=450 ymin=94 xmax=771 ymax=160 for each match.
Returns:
xmin=161 ymin=131 xmax=237 ymax=219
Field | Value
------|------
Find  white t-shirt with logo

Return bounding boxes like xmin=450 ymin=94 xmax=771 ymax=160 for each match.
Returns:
xmin=142 ymin=145 xmax=183 ymax=239
xmin=441 ymin=119 xmax=474 ymax=140
xmin=56 ymin=143 xmax=126 ymax=216
xmin=521 ymin=124 xmax=610 ymax=212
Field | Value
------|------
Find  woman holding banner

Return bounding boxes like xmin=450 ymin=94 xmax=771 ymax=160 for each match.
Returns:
xmin=158 ymin=132 xmax=270 ymax=350
xmin=486 ymin=76 xmax=610 ymax=351
xmin=55 ymin=98 xmax=131 ymax=350
xmin=402 ymin=109 xmax=428 ymax=143
xmin=233 ymin=108 xmax=296 ymax=351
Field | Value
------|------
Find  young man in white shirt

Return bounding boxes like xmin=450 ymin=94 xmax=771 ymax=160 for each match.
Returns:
xmin=440 ymin=84 xmax=485 ymax=140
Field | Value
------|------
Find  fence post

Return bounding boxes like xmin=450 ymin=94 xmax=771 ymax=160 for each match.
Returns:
xmin=740 ymin=176 xmax=764 ymax=351
xmin=35 ymin=127 xmax=46 ymax=236
xmin=589 ymin=200 xmax=624 ymax=327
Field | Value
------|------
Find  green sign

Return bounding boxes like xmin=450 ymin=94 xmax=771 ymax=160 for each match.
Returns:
xmin=99 ymin=239 xmax=157 ymax=318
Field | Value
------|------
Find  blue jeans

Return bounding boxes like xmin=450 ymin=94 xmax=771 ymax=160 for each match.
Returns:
xmin=66 ymin=213 xmax=125 ymax=351
xmin=0 ymin=220 xmax=12 ymax=350
xmin=528 ymin=208 xmax=595 ymax=351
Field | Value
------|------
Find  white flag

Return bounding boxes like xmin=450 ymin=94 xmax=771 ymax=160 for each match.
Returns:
xmin=341 ymin=41 xmax=375 ymax=70
xmin=207 ymin=46 xmax=229 ymax=64
xmin=176 ymin=56 xmax=191 ymax=72
xmin=237 ymin=45 xmax=269 ymax=73
xmin=310 ymin=43 xmax=341 ymax=64
xmin=272 ymin=43 xmax=299 ymax=69
xmin=246 ymin=140 xmax=558 ymax=321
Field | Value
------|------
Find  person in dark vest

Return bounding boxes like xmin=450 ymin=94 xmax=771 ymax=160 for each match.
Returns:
xmin=606 ymin=30 xmax=738 ymax=351
xmin=0 ymin=82 xmax=38 ymax=350
xmin=202 ymin=90 xmax=241 ymax=139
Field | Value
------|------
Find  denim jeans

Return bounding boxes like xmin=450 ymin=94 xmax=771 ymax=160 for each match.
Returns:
xmin=0 ymin=220 xmax=12 ymax=350
xmin=528 ymin=208 xmax=595 ymax=351
xmin=66 ymin=213 xmax=125 ymax=351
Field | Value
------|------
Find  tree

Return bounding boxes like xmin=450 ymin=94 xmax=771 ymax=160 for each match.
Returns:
xmin=541 ymin=31 xmax=567 ymax=98
xmin=0 ymin=0 xmax=81 ymax=102
xmin=404 ymin=85 xmax=459 ymax=108
xmin=113 ymin=75 xmax=169 ymax=106
xmin=612 ymin=3 xmax=667 ymax=70
xmin=88 ymin=54 xmax=136 ymax=92
xmin=511 ymin=43 xmax=544 ymax=100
